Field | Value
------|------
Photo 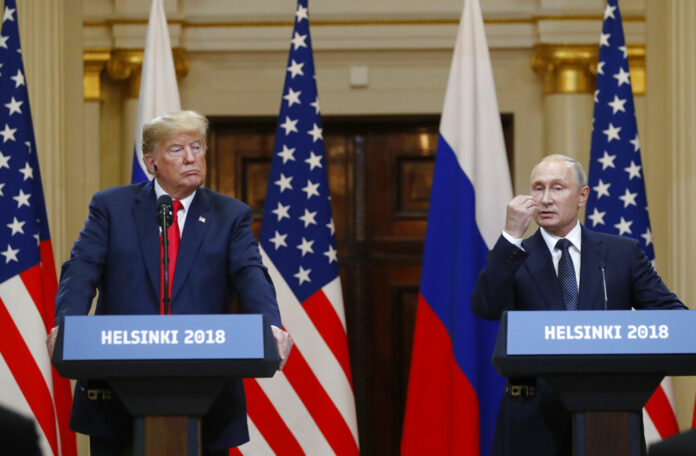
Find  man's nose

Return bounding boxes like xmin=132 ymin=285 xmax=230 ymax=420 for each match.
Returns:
xmin=540 ymin=188 xmax=552 ymax=204
xmin=182 ymin=146 xmax=195 ymax=163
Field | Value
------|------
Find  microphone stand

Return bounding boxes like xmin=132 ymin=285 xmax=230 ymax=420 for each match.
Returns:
xmin=600 ymin=264 xmax=608 ymax=311
xmin=158 ymin=200 xmax=173 ymax=315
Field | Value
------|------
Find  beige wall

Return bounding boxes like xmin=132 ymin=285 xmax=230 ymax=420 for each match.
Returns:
xmin=645 ymin=0 xmax=696 ymax=430
xmin=17 ymin=0 xmax=85 ymax=265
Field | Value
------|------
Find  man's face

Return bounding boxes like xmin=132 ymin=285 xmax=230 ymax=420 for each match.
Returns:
xmin=146 ymin=132 xmax=206 ymax=199
xmin=530 ymin=159 xmax=589 ymax=237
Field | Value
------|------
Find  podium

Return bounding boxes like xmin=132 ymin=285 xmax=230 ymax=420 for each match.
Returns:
xmin=52 ymin=314 xmax=280 ymax=456
xmin=493 ymin=310 xmax=696 ymax=456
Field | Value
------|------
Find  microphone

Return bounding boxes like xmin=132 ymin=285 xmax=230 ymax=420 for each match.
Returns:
xmin=599 ymin=263 xmax=608 ymax=310
xmin=157 ymin=195 xmax=173 ymax=314
xmin=157 ymin=195 xmax=173 ymax=228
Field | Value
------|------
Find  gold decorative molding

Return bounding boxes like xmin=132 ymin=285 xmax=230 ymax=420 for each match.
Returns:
xmin=83 ymin=19 xmax=184 ymax=27
xmin=83 ymin=49 xmax=111 ymax=101
xmin=106 ymin=49 xmax=145 ymax=98
xmin=532 ymin=44 xmax=645 ymax=96
xmin=627 ymin=45 xmax=645 ymax=96
xmin=82 ymin=15 xmax=644 ymax=29
xmin=104 ymin=48 xmax=189 ymax=98
xmin=530 ymin=15 xmax=644 ymax=23
xmin=532 ymin=44 xmax=597 ymax=94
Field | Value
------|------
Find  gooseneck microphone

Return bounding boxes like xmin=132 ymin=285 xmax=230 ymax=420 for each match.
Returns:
xmin=157 ymin=195 xmax=174 ymax=314
xmin=599 ymin=263 xmax=608 ymax=310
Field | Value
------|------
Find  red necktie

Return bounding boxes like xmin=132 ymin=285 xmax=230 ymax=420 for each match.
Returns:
xmin=160 ymin=200 xmax=183 ymax=314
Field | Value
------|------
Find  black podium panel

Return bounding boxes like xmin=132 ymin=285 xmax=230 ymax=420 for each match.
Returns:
xmin=52 ymin=314 xmax=280 ymax=416
xmin=492 ymin=310 xmax=696 ymax=456
xmin=52 ymin=315 xmax=280 ymax=380
xmin=493 ymin=311 xmax=696 ymax=380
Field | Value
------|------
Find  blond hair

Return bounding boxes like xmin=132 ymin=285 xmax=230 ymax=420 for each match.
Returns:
xmin=142 ymin=110 xmax=209 ymax=156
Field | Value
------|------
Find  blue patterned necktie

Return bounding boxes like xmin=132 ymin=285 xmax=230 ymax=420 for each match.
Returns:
xmin=556 ymin=238 xmax=578 ymax=311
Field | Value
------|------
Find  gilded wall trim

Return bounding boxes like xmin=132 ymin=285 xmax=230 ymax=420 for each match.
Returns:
xmin=532 ymin=44 xmax=645 ymax=96
xmin=82 ymin=15 xmax=644 ymax=29
xmin=84 ymin=49 xmax=111 ymax=101
xmin=83 ymin=48 xmax=189 ymax=100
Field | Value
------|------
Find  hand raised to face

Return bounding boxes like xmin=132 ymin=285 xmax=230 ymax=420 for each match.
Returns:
xmin=504 ymin=194 xmax=537 ymax=239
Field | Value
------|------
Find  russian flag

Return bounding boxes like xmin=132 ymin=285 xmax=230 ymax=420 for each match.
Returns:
xmin=131 ymin=0 xmax=181 ymax=183
xmin=401 ymin=0 xmax=512 ymax=455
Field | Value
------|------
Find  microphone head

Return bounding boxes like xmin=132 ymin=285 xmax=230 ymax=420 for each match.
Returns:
xmin=157 ymin=195 xmax=174 ymax=226
xmin=157 ymin=194 xmax=173 ymax=209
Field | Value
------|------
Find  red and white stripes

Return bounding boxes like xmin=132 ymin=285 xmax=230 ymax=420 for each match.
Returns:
xmin=644 ymin=379 xmax=680 ymax=445
xmin=234 ymin=248 xmax=359 ymax=455
xmin=0 ymin=249 xmax=75 ymax=456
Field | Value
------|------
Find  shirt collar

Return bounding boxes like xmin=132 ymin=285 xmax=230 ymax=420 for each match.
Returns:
xmin=153 ymin=179 xmax=196 ymax=213
xmin=540 ymin=220 xmax=582 ymax=253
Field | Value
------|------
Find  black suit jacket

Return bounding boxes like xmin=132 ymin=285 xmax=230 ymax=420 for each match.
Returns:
xmin=0 ymin=405 xmax=40 ymax=456
xmin=471 ymin=227 xmax=685 ymax=455
xmin=55 ymin=181 xmax=281 ymax=449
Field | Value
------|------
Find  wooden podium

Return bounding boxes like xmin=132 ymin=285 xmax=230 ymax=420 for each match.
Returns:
xmin=493 ymin=310 xmax=696 ymax=456
xmin=51 ymin=314 xmax=280 ymax=456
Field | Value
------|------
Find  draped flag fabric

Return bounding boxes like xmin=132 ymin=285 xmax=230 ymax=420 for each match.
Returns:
xmin=401 ymin=0 xmax=512 ymax=454
xmin=0 ymin=1 xmax=76 ymax=454
xmin=131 ymin=0 xmax=181 ymax=183
xmin=234 ymin=0 xmax=359 ymax=454
xmin=585 ymin=0 xmax=679 ymax=445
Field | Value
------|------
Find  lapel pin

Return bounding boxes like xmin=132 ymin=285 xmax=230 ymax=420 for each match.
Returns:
xmin=198 ymin=216 xmax=206 ymax=223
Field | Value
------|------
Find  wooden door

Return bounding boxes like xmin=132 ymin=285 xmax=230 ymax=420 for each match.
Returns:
xmin=207 ymin=115 xmax=513 ymax=455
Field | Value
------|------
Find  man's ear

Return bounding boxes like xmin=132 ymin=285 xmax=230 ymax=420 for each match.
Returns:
xmin=578 ymin=185 xmax=590 ymax=207
xmin=143 ymin=153 xmax=155 ymax=174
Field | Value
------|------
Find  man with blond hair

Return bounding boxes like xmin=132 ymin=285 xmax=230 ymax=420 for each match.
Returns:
xmin=50 ymin=111 xmax=292 ymax=456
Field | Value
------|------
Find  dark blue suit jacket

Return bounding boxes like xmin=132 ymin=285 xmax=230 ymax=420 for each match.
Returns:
xmin=471 ymin=227 xmax=685 ymax=455
xmin=55 ymin=181 xmax=281 ymax=449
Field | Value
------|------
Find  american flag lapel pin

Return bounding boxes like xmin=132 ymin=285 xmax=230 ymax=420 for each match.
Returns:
xmin=198 ymin=216 xmax=206 ymax=223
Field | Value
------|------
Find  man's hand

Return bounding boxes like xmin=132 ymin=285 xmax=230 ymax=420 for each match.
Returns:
xmin=271 ymin=326 xmax=293 ymax=370
xmin=47 ymin=326 xmax=58 ymax=359
xmin=505 ymin=195 xmax=537 ymax=238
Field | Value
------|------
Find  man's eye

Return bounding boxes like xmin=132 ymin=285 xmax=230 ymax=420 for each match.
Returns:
xmin=169 ymin=147 xmax=182 ymax=154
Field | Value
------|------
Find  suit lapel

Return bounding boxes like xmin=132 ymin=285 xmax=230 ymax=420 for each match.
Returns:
xmin=132 ymin=181 xmax=160 ymax=299
xmin=171 ymin=188 xmax=212 ymax=300
xmin=523 ymin=230 xmax=564 ymax=310
xmin=578 ymin=227 xmax=607 ymax=310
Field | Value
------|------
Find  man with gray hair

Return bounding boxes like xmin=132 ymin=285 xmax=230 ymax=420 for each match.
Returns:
xmin=471 ymin=154 xmax=685 ymax=455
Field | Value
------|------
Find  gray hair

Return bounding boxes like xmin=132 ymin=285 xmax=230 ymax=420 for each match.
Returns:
xmin=530 ymin=154 xmax=587 ymax=188
xmin=142 ymin=110 xmax=209 ymax=156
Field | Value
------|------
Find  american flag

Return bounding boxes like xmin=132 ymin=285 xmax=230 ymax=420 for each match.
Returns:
xmin=234 ymin=0 xmax=359 ymax=454
xmin=585 ymin=0 xmax=679 ymax=444
xmin=0 ymin=1 xmax=75 ymax=454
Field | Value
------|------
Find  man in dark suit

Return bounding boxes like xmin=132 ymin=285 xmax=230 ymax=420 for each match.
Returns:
xmin=471 ymin=154 xmax=685 ymax=456
xmin=0 ymin=405 xmax=41 ymax=456
xmin=48 ymin=111 xmax=292 ymax=456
